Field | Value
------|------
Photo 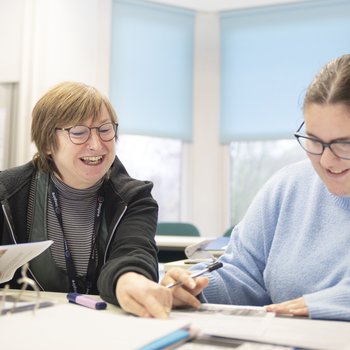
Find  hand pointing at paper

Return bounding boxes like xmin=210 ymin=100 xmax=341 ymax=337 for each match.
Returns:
xmin=117 ymin=272 xmax=173 ymax=319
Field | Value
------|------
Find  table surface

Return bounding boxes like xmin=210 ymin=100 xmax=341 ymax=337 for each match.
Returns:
xmin=155 ymin=235 xmax=209 ymax=250
xmin=1 ymin=288 xmax=122 ymax=314
xmin=0 ymin=289 xmax=192 ymax=350
xmin=2 ymin=289 xmax=350 ymax=350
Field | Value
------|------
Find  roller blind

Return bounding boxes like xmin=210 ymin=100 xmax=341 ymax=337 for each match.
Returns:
xmin=110 ymin=0 xmax=195 ymax=141
xmin=220 ymin=0 xmax=350 ymax=143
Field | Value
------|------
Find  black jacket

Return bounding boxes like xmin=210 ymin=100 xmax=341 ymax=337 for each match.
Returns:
xmin=0 ymin=156 xmax=159 ymax=306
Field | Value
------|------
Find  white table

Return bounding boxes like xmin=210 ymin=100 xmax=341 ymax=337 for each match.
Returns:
xmin=155 ymin=235 xmax=208 ymax=251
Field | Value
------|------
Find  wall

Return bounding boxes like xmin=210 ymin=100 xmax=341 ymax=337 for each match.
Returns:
xmin=0 ymin=0 xmax=23 ymax=82
xmin=185 ymin=13 xmax=230 ymax=236
xmin=1 ymin=0 xmax=112 ymax=165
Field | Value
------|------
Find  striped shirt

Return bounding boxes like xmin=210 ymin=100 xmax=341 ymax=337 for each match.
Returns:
xmin=28 ymin=174 xmax=103 ymax=276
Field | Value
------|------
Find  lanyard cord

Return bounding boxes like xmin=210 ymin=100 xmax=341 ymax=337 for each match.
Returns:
xmin=49 ymin=180 xmax=104 ymax=294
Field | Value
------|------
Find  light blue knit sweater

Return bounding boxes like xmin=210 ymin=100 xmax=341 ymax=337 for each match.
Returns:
xmin=194 ymin=159 xmax=350 ymax=321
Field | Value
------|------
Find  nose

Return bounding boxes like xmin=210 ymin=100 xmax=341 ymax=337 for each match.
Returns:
xmin=319 ymin=146 xmax=340 ymax=167
xmin=86 ymin=129 xmax=103 ymax=150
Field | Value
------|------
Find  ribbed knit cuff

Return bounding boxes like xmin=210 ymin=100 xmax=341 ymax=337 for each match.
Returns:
xmin=304 ymin=289 xmax=350 ymax=321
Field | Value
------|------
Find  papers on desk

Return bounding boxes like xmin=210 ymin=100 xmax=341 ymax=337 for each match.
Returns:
xmin=173 ymin=304 xmax=273 ymax=339
xmin=164 ymin=236 xmax=230 ymax=271
xmin=0 ymin=240 xmax=53 ymax=283
xmin=184 ymin=236 xmax=229 ymax=260
xmin=172 ymin=303 xmax=350 ymax=350
xmin=0 ymin=303 xmax=192 ymax=350
xmin=2 ymin=295 xmax=350 ymax=350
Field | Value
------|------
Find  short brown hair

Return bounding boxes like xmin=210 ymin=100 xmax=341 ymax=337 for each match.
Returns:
xmin=31 ymin=81 xmax=118 ymax=173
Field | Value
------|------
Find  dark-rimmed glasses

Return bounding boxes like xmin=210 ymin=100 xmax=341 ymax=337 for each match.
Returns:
xmin=56 ymin=122 xmax=118 ymax=145
xmin=294 ymin=121 xmax=350 ymax=160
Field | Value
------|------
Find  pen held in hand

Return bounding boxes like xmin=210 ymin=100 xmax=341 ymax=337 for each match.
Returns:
xmin=166 ymin=261 xmax=223 ymax=289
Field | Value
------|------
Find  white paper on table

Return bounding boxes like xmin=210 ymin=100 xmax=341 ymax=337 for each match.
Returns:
xmin=172 ymin=304 xmax=273 ymax=339
xmin=171 ymin=303 xmax=350 ymax=350
xmin=0 ymin=303 xmax=191 ymax=350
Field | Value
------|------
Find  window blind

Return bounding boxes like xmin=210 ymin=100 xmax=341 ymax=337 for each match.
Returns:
xmin=110 ymin=0 xmax=195 ymax=141
xmin=220 ymin=0 xmax=350 ymax=143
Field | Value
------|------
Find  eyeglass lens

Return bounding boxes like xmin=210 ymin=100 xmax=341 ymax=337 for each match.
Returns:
xmin=69 ymin=123 xmax=116 ymax=144
xmin=297 ymin=136 xmax=350 ymax=159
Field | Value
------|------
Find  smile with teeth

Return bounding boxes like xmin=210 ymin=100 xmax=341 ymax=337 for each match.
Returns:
xmin=80 ymin=155 xmax=103 ymax=165
xmin=328 ymin=169 xmax=347 ymax=175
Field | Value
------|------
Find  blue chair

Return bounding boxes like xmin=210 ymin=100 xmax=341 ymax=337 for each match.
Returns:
xmin=156 ymin=222 xmax=200 ymax=236
xmin=223 ymin=226 xmax=234 ymax=237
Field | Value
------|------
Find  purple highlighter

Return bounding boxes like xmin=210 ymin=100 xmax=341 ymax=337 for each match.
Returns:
xmin=67 ymin=293 xmax=107 ymax=310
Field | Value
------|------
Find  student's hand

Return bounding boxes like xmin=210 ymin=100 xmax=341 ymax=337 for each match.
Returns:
xmin=265 ymin=296 xmax=309 ymax=317
xmin=161 ymin=268 xmax=209 ymax=308
xmin=116 ymin=272 xmax=172 ymax=319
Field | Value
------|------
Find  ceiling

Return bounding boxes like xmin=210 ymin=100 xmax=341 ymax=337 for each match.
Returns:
xmin=145 ymin=0 xmax=308 ymax=12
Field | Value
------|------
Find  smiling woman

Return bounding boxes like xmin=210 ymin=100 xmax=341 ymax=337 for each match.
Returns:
xmin=0 ymin=81 xmax=173 ymax=319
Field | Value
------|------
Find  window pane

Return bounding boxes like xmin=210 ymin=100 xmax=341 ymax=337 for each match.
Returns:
xmin=117 ymin=135 xmax=182 ymax=221
xmin=230 ymin=140 xmax=306 ymax=225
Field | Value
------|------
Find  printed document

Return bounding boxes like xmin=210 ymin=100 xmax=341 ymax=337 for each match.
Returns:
xmin=172 ymin=303 xmax=350 ymax=350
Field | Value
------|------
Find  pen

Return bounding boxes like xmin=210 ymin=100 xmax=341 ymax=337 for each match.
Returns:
xmin=67 ymin=293 xmax=107 ymax=310
xmin=166 ymin=261 xmax=223 ymax=288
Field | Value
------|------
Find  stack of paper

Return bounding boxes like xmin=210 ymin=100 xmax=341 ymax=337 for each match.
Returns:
xmin=172 ymin=304 xmax=350 ymax=350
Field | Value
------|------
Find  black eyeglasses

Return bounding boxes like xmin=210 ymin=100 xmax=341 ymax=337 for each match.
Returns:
xmin=56 ymin=122 xmax=118 ymax=145
xmin=294 ymin=121 xmax=350 ymax=160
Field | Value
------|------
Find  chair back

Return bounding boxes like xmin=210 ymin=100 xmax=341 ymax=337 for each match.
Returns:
xmin=156 ymin=222 xmax=200 ymax=236
xmin=223 ymin=226 xmax=235 ymax=237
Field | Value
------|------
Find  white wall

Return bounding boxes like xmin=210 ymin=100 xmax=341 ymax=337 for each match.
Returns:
xmin=29 ymin=0 xmax=111 ymax=97
xmin=2 ymin=0 xmax=112 ymax=165
xmin=149 ymin=0 xmax=307 ymax=12
xmin=0 ymin=0 xmax=23 ymax=82
xmin=185 ymin=13 xmax=230 ymax=236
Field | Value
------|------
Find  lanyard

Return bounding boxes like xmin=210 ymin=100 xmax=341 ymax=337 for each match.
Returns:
xmin=49 ymin=180 xmax=104 ymax=294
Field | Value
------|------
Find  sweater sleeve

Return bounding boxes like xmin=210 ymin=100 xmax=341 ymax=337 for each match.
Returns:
xmin=198 ymin=226 xmax=272 ymax=306
xmin=304 ymin=278 xmax=350 ymax=321
xmin=193 ymin=174 xmax=280 ymax=306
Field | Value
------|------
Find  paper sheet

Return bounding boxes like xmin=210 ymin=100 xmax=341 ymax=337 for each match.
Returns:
xmin=171 ymin=303 xmax=350 ymax=350
xmin=0 ymin=241 xmax=53 ymax=283
xmin=172 ymin=304 xmax=273 ymax=339
xmin=0 ymin=303 xmax=190 ymax=350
